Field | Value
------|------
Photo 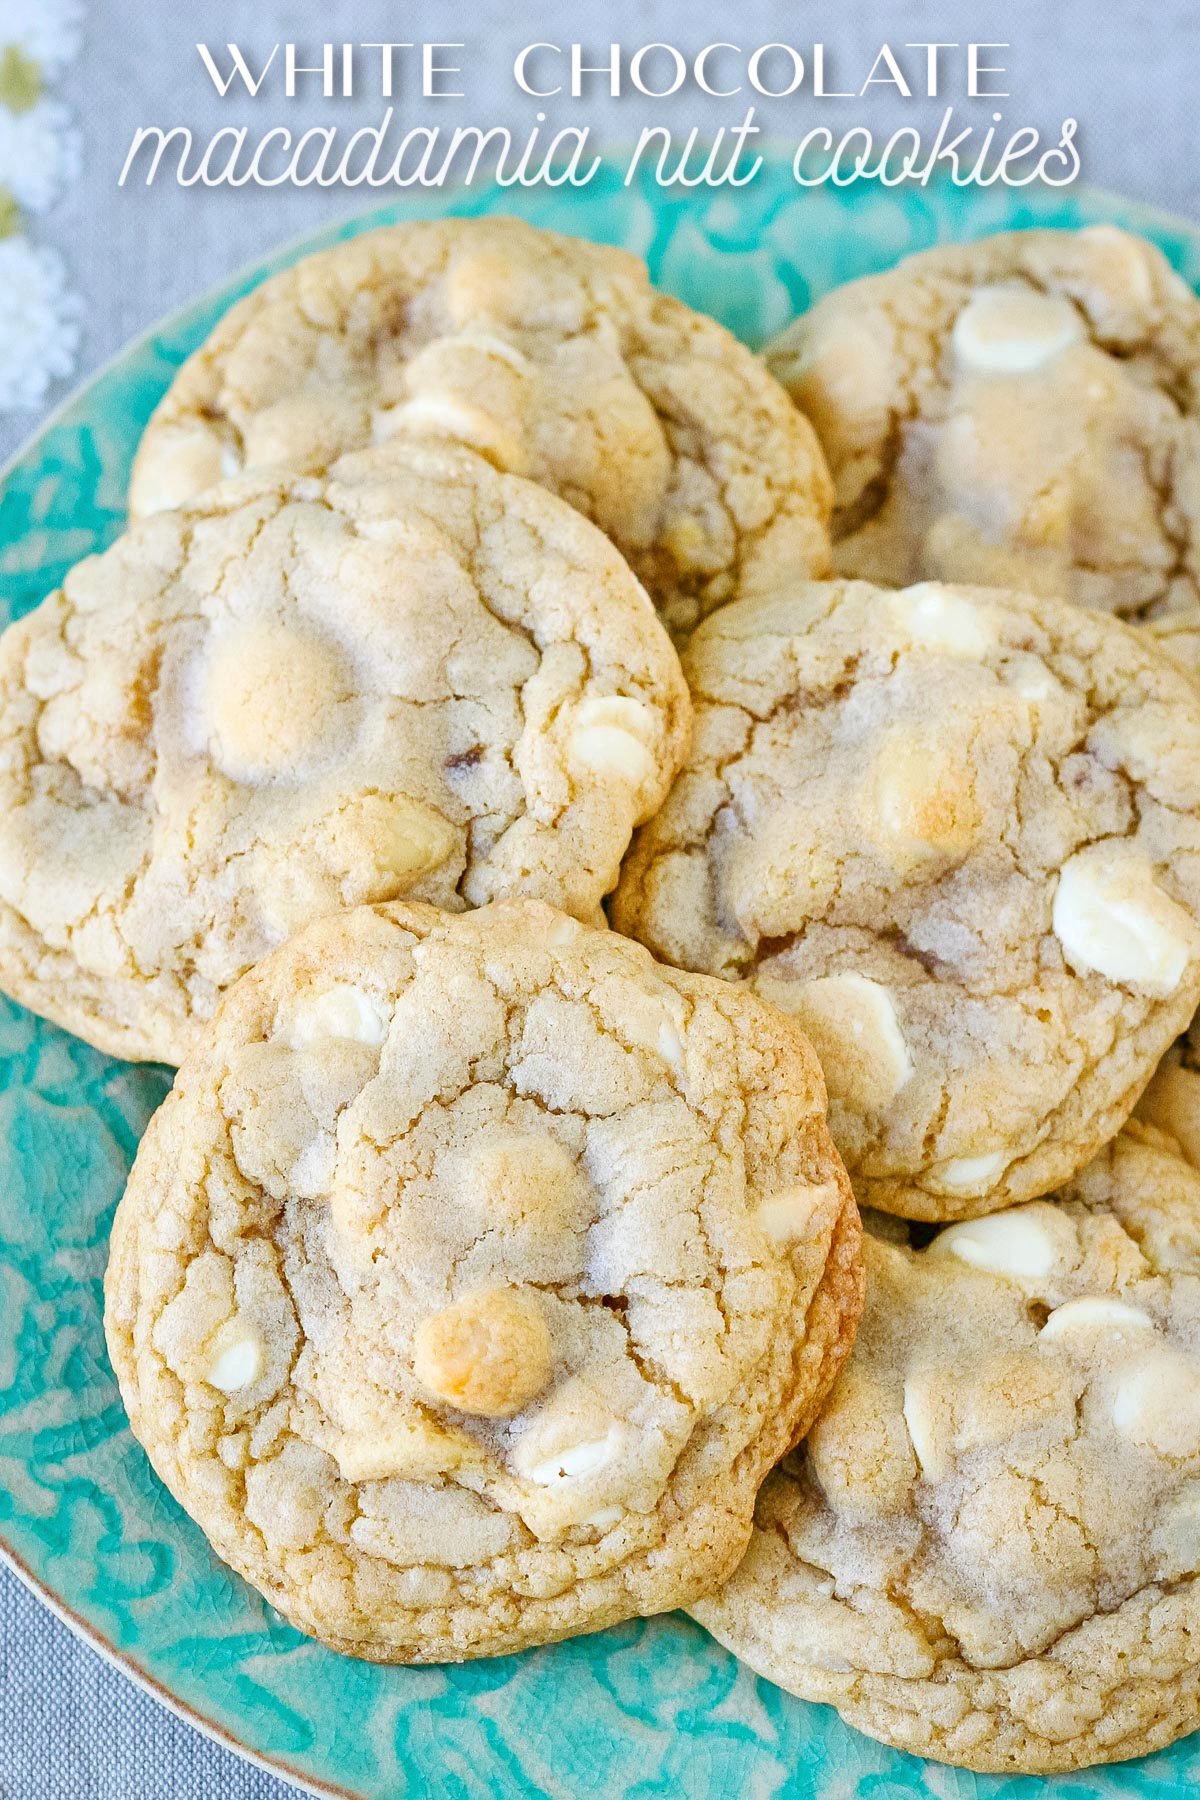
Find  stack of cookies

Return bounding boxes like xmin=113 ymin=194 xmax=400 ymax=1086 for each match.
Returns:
xmin=6 ymin=213 xmax=1200 ymax=1776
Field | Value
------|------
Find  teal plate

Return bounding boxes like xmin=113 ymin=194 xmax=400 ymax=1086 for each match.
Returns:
xmin=4 ymin=158 xmax=1200 ymax=1800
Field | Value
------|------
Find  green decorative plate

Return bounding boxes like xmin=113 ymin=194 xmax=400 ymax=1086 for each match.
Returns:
xmin=3 ymin=159 xmax=1200 ymax=1800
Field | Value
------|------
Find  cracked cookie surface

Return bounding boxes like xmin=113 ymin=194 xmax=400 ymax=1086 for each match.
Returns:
xmin=768 ymin=226 xmax=1200 ymax=626
xmin=612 ymin=579 xmax=1200 ymax=1218
xmin=0 ymin=440 xmax=690 ymax=1064
xmin=103 ymin=899 xmax=864 ymax=1663
xmin=1148 ymin=602 xmax=1200 ymax=686
xmin=129 ymin=216 xmax=833 ymax=637
xmin=691 ymin=1125 xmax=1200 ymax=1773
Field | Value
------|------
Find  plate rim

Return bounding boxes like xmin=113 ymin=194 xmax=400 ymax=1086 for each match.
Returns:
xmin=3 ymin=168 xmax=1200 ymax=1800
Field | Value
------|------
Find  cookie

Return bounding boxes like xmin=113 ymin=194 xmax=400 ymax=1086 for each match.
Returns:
xmin=612 ymin=579 xmax=1200 ymax=1219
xmin=0 ymin=440 xmax=690 ymax=1064
xmin=691 ymin=1125 xmax=1200 ymax=1774
xmin=768 ymin=225 xmax=1200 ymax=624
xmin=103 ymin=899 xmax=864 ymax=1663
xmin=128 ymin=216 xmax=833 ymax=637
xmin=1137 ymin=1015 xmax=1200 ymax=1167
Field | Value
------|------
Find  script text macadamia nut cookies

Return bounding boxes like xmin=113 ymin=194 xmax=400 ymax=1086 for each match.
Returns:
xmin=768 ymin=226 xmax=1200 ymax=624
xmin=0 ymin=440 xmax=690 ymax=1064
xmin=129 ymin=216 xmax=834 ymax=636
xmin=612 ymin=579 xmax=1200 ymax=1219
xmin=692 ymin=1126 xmax=1200 ymax=1774
xmin=104 ymin=900 xmax=864 ymax=1662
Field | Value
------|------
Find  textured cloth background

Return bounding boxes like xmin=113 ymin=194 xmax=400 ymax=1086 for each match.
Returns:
xmin=0 ymin=1563 xmax=291 ymax=1798
xmin=1 ymin=0 xmax=1198 ymax=1795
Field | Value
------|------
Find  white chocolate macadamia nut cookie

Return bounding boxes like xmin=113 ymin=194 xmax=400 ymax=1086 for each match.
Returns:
xmin=692 ymin=1126 xmax=1200 ymax=1774
xmin=129 ymin=216 xmax=833 ymax=636
xmin=612 ymin=579 xmax=1200 ymax=1219
xmin=0 ymin=440 xmax=690 ymax=1064
xmin=103 ymin=900 xmax=864 ymax=1663
xmin=768 ymin=226 xmax=1200 ymax=624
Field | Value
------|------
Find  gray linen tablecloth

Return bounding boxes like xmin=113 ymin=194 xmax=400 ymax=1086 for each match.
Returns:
xmin=0 ymin=0 xmax=1197 ymax=1794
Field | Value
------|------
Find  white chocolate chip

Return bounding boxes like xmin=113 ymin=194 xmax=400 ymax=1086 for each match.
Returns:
xmin=927 ymin=1150 xmax=1008 ymax=1197
xmin=1152 ymin=1483 xmax=1200 ymax=1579
xmin=128 ymin=423 xmax=234 ymax=516
xmin=1112 ymin=1360 xmax=1160 ymax=1439
xmin=618 ymin=992 xmax=687 ymax=1075
xmin=1079 ymin=225 xmax=1155 ymax=307
xmin=888 ymin=584 xmax=996 ymax=657
xmin=865 ymin=731 xmax=982 ymax=869
xmin=507 ymin=1384 xmax=632 ymax=1527
xmin=1112 ymin=1346 xmax=1200 ymax=1457
xmin=779 ymin=310 xmax=895 ymax=439
xmin=201 ymin=619 xmax=351 ymax=783
xmin=952 ymin=284 xmax=1084 ymax=374
xmin=1006 ymin=654 xmax=1067 ymax=712
xmin=1053 ymin=844 xmax=1197 ymax=995
xmin=902 ymin=1375 xmax=948 ymax=1481
xmin=755 ymin=1180 xmax=843 ymax=1249
xmin=204 ymin=1315 xmax=264 ymax=1393
xmin=931 ymin=1209 xmax=1059 ymax=1281
xmin=1039 ymin=1296 xmax=1155 ymax=1341
xmin=570 ymin=726 xmax=654 ymax=784
xmin=519 ymin=1426 xmax=623 ymax=1486
xmin=284 ymin=983 xmax=390 ymax=1051
xmin=383 ymin=392 xmax=527 ymax=473
xmin=581 ymin=1506 xmax=623 ymax=1531
xmin=290 ymin=1132 xmax=336 ymax=1200
xmin=368 ymin=794 xmax=458 ymax=887
xmin=784 ymin=974 xmax=913 ymax=1115
xmin=569 ymin=695 xmax=656 ymax=787
xmin=573 ymin=695 xmax=656 ymax=736
xmin=1014 ymin=668 xmax=1055 ymax=704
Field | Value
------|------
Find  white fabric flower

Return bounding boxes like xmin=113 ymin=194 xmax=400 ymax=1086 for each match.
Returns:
xmin=0 ymin=99 xmax=81 ymax=213
xmin=0 ymin=0 xmax=83 ymax=78
xmin=0 ymin=236 xmax=81 ymax=411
